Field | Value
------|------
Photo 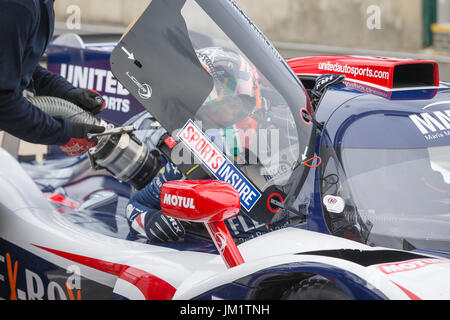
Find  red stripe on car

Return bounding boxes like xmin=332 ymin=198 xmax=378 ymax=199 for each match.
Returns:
xmin=32 ymin=244 xmax=176 ymax=300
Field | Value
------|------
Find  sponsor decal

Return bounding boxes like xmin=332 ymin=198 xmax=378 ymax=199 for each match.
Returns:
xmin=409 ymin=107 xmax=450 ymax=140
xmin=0 ymin=236 xmax=173 ymax=301
xmin=59 ymin=64 xmax=132 ymax=113
xmin=214 ymin=232 xmax=227 ymax=253
xmin=126 ymin=72 xmax=153 ymax=100
xmin=178 ymin=120 xmax=262 ymax=212
xmin=376 ymin=258 xmax=450 ymax=275
xmin=164 ymin=136 xmax=177 ymax=149
xmin=226 ymin=0 xmax=284 ymax=64
xmin=318 ymin=61 xmax=390 ymax=81
xmin=323 ymin=195 xmax=345 ymax=214
xmin=261 ymin=161 xmax=291 ymax=183
xmin=167 ymin=217 xmax=183 ymax=234
xmin=343 ymin=81 xmax=392 ymax=99
xmin=163 ymin=194 xmax=196 ymax=209
xmin=0 ymin=247 xmax=83 ymax=300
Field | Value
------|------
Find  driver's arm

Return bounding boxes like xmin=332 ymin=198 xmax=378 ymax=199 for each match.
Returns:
xmin=126 ymin=162 xmax=185 ymax=242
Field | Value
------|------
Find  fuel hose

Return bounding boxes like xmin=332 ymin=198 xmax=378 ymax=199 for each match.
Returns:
xmin=27 ymin=96 xmax=101 ymax=126
xmin=27 ymin=96 xmax=160 ymax=190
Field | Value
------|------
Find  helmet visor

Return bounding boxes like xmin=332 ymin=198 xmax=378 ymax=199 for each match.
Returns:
xmin=195 ymin=94 xmax=256 ymax=128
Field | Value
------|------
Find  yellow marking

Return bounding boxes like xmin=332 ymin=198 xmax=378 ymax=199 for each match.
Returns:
xmin=186 ymin=165 xmax=200 ymax=176
xmin=120 ymin=8 xmax=147 ymax=41
xmin=431 ymin=24 xmax=450 ymax=34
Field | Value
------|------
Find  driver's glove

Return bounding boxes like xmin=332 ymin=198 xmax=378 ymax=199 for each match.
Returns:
xmin=145 ymin=210 xmax=185 ymax=242
xmin=64 ymin=88 xmax=106 ymax=115
xmin=311 ymin=74 xmax=346 ymax=109
xmin=127 ymin=205 xmax=185 ymax=242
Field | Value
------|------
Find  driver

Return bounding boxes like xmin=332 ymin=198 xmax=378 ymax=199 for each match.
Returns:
xmin=126 ymin=47 xmax=290 ymax=244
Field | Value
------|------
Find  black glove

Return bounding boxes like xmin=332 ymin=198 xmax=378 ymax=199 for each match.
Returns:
xmin=145 ymin=210 xmax=185 ymax=242
xmin=60 ymin=123 xmax=105 ymax=157
xmin=64 ymin=88 xmax=106 ymax=115
xmin=70 ymin=123 xmax=106 ymax=140
xmin=311 ymin=74 xmax=346 ymax=109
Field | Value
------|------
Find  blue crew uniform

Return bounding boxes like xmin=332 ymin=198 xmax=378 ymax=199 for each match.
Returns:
xmin=0 ymin=0 xmax=75 ymax=145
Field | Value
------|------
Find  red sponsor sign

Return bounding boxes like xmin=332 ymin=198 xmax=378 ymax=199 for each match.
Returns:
xmin=287 ymin=55 xmax=439 ymax=89
xmin=376 ymin=258 xmax=449 ymax=274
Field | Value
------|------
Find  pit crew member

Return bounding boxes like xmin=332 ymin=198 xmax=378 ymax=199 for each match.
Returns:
xmin=0 ymin=0 xmax=105 ymax=156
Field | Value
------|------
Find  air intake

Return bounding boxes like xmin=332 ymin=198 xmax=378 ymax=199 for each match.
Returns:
xmin=287 ymin=55 xmax=440 ymax=89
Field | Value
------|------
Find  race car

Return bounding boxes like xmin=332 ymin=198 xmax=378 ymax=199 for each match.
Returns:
xmin=1 ymin=0 xmax=450 ymax=300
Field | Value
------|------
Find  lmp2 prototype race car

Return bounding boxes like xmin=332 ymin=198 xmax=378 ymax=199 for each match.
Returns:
xmin=1 ymin=0 xmax=450 ymax=301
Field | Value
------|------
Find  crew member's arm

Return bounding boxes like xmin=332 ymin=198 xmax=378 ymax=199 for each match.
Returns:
xmin=33 ymin=65 xmax=106 ymax=115
xmin=0 ymin=3 xmax=72 ymax=145
xmin=32 ymin=64 xmax=75 ymax=98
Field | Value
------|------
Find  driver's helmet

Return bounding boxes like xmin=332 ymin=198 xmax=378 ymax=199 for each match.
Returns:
xmin=195 ymin=47 xmax=262 ymax=158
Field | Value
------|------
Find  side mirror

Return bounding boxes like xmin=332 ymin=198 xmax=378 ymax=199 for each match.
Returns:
xmin=161 ymin=180 xmax=244 ymax=268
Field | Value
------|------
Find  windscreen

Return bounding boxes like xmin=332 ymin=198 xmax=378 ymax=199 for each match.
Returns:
xmin=320 ymin=109 xmax=450 ymax=251
xmin=110 ymin=0 xmax=314 ymax=223
xmin=328 ymin=146 xmax=450 ymax=252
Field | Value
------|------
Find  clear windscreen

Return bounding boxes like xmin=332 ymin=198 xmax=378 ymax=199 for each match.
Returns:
xmin=320 ymin=109 xmax=450 ymax=250
xmin=180 ymin=0 xmax=304 ymax=192
xmin=111 ymin=0 xmax=314 ymax=220
xmin=334 ymin=146 xmax=450 ymax=251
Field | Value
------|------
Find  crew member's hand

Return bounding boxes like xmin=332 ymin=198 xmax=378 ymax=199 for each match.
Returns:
xmin=64 ymin=88 xmax=106 ymax=115
xmin=60 ymin=123 xmax=105 ymax=156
